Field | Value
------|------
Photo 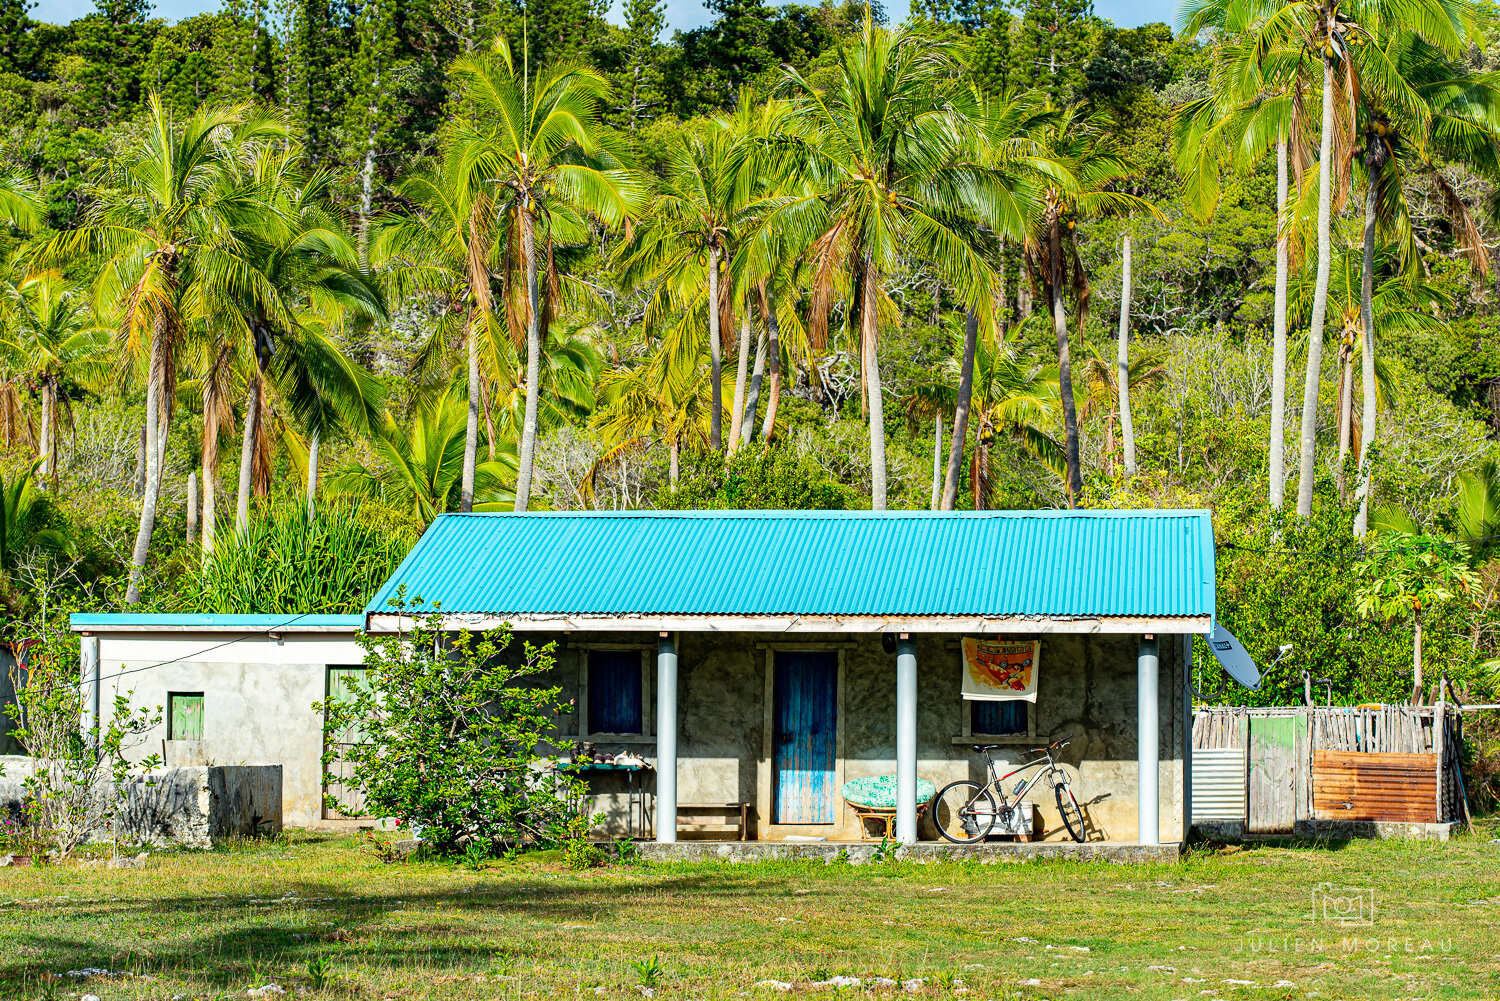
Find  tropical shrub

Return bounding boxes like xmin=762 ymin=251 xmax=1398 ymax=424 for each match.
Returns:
xmin=315 ymin=607 xmax=588 ymax=855
xmin=662 ymin=442 xmax=852 ymax=510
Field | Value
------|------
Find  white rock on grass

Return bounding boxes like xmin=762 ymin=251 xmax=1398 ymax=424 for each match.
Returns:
xmin=901 ymin=978 xmax=924 ymax=992
xmin=247 ymin=985 xmax=286 ymax=998
xmin=80 ymin=994 xmax=100 ymax=1001
xmin=811 ymin=976 xmax=862 ymax=988
xmin=752 ymin=981 xmax=792 ymax=992
xmin=1017 ymin=979 xmax=1041 ymax=986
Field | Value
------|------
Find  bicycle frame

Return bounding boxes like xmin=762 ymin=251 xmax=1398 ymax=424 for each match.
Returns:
xmin=982 ymin=749 xmax=1066 ymax=816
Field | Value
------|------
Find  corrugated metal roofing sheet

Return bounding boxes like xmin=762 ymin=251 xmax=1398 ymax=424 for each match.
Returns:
xmin=363 ymin=509 xmax=1216 ymax=621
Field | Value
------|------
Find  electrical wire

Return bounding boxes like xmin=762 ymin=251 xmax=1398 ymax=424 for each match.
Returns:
xmin=22 ymin=611 xmax=321 ymax=701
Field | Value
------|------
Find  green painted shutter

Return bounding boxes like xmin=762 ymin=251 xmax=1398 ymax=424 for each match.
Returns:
xmin=169 ymin=693 xmax=204 ymax=741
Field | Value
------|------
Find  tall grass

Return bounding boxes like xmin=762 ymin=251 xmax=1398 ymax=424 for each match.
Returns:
xmin=177 ymin=501 xmax=415 ymax=614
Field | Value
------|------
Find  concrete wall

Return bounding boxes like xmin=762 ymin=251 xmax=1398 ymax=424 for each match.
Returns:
xmin=83 ymin=627 xmax=1187 ymax=843
xmin=537 ymin=631 xmax=1188 ymax=844
xmin=0 ymin=758 xmax=281 ymax=848
xmin=94 ymin=631 xmax=364 ymax=828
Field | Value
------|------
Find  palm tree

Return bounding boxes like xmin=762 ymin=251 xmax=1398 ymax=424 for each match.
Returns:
xmin=45 ymin=95 xmax=288 ymax=603
xmin=375 ymin=141 xmax=506 ymax=514
xmin=914 ymin=322 xmax=1066 ymax=507
xmin=1082 ymin=343 xmax=1167 ymax=477
xmin=616 ymin=126 xmax=758 ymax=453
xmin=779 ymin=21 xmax=1025 ymax=510
xmin=330 ymin=388 xmax=519 ymax=522
xmin=1025 ymin=106 xmax=1157 ymax=505
xmin=1229 ymin=0 xmax=1480 ymax=518
xmin=225 ymin=152 xmax=386 ymax=535
xmin=448 ymin=38 xmax=637 ymax=512
xmin=589 ymin=324 xmax=721 ymax=494
xmin=1178 ymin=1 xmax=1318 ymax=511
xmin=1349 ymin=32 xmax=1500 ymax=534
xmin=0 ymin=270 xmax=111 ymax=488
xmin=1288 ymin=242 xmax=1450 ymax=491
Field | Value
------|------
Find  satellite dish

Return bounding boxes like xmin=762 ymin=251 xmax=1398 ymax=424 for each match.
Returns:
xmin=1206 ymin=624 xmax=1261 ymax=690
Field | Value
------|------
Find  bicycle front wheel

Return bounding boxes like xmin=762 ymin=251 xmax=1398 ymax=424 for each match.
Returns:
xmin=1054 ymin=781 xmax=1085 ymax=843
xmin=932 ymin=780 xmax=998 ymax=845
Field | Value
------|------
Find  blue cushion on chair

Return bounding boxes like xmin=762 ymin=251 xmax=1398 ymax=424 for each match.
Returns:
xmin=841 ymin=774 xmax=936 ymax=809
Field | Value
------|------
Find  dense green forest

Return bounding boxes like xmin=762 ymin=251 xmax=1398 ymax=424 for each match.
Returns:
xmin=0 ymin=0 xmax=1498 ymax=708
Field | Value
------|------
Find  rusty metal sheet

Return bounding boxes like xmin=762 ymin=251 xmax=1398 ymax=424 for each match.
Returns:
xmin=1312 ymin=751 xmax=1438 ymax=823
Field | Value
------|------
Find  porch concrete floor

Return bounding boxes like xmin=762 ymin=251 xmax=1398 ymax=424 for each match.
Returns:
xmin=637 ymin=840 xmax=1183 ymax=864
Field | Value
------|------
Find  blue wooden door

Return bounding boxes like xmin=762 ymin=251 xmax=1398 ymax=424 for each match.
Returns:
xmin=773 ymin=652 xmax=838 ymax=824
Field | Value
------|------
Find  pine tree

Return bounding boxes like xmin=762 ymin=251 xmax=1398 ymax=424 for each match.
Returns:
xmin=0 ymin=0 xmax=35 ymax=78
xmin=622 ymin=0 xmax=665 ymax=130
xmin=71 ymin=0 xmax=157 ymax=121
xmin=1014 ymin=0 xmax=1094 ymax=106
xmin=350 ymin=0 xmax=396 ymax=260
xmin=216 ymin=0 xmax=259 ymax=101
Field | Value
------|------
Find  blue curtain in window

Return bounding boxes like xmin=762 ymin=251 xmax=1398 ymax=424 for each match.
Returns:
xmin=972 ymin=699 xmax=1027 ymax=736
xmin=589 ymin=651 xmax=643 ymax=734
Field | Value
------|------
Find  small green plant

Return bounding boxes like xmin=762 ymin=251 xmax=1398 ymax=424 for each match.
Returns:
xmin=833 ymin=847 xmax=850 ymax=865
xmin=869 ymin=835 xmax=897 ymax=863
xmin=306 ymin=955 xmax=337 ymax=990
xmin=934 ymin=970 xmax=958 ymax=990
xmin=632 ymin=954 xmax=664 ymax=989
xmin=462 ymin=840 xmax=491 ymax=871
xmin=562 ymin=835 xmax=606 ymax=870
xmin=357 ymin=831 xmax=403 ymax=865
xmin=613 ymin=837 xmax=641 ymax=864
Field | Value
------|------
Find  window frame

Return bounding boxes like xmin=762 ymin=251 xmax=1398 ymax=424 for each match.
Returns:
xmin=167 ymin=691 xmax=205 ymax=741
xmin=577 ymin=644 xmax=653 ymax=742
xmin=954 ymin=637 xmax=1040 ymax=745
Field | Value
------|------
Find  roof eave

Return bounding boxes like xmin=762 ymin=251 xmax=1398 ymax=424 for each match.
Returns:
xmin=364 ymin=612 xmax=1212 ymax=635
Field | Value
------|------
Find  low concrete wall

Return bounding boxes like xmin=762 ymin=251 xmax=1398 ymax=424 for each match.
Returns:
xmin=1192 ymin=819 xmax=1459 ymax=842
xmin=638 ymin=840 xmax=1185 ymax=864
xmin=0 ymin=757 xmax=281 ymax=848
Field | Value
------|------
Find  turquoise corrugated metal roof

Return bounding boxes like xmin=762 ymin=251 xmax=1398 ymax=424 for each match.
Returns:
xmin=70 ymin=613 xmax=362 ymax=631
xmin=364 ymin=509 xmax=1216 ymax=622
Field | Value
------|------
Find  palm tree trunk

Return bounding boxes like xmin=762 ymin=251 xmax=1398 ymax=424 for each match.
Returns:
xmin=728 ymin=306 xmax=752 ymax=456
xmin=125 ymin=315 xmax=170 ymax=605
xmin=862 ymin=254 xmax=887 ymax=510
xmin=461 ymin=310 xmax=480 ymax=512
xmin=707 ymin=245 xmax=723 ymax=451
xmin=187 ymin=469 xmax=198 ymax=545
xmin=1118 ymin=233 xmax=1136 ymax=476
xmin=669 ymin=434 xmax=680 ymax=489
xmin=37 ymin=381 xmax=51 ymax=487
xmin=135 ymin=423 xmax=147 ymax=496
xmin=1270 ymin=137 xmax=1290 ymax=511
xmin=1354 ymin=140 xmax=1385 ymax=538
xmin=1412 ymin=605 xmax=1424 ymax=706
xmin=743 ymin=327 xmax=767 ymax=444
xmin=236 ymin=372 xmax=262 ymax=532
xmin=1051 ymin=220 xmax=1083 ymax=506
xmin=513 ymin=206 xmax=544 ymax=512
xmin=997 ymin=236 xmax=1009 ymax=345
xmin=760 ymin=285 xmax=781 ymax=441
xmin=1336 ymin=344 xmax=1353 ymax=497
xmin=941 ymin=309 xmax=979 ymax=510
xmin=201 ymin=400 xmax=218 ymax=565
xmin=930 ymin=417 xmax=942 ymax=511
xmin=1296 ymin=58 xmax=1337 ymax=519
xmin=306 ymin=426 xmax=320 ymax=520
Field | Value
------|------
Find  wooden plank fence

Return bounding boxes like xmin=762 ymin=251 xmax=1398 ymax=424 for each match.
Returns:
xmin=1192 ymin=704 xmax=1463 ymax=828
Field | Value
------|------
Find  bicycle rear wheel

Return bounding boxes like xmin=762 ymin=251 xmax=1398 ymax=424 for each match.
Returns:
xmin=1054 ymin=781 xmax=1085 ymax=843
xmin=932 ymin=780 xmax=998 ymax=845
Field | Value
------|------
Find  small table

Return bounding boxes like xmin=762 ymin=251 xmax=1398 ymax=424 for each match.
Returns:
xmin=559 ymin=762 xmax=654 ymax=839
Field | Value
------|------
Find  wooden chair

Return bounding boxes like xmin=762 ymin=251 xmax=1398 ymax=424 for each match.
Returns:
xmin=675 ymin=802 xmax=752 ymax=840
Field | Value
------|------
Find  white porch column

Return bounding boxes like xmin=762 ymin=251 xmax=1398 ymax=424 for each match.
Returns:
xmin=1138 ymin=634 xmax=1160 ymax=844
xmin=80 ymin=633 xmax=100 ymax=746
xmin=896 ymin=634 xmax=918 ymax=845
xmin=656 ymin=632 xmax=678 ymax=843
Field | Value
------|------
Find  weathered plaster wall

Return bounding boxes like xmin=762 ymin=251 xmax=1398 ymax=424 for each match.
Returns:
xmin=95 ymin=631 xmax=363 ymax=828
xmin=0 ymin=758 xmax=281 ymax=847
xmin=544 ymin=631 xmax=1187 ymax=844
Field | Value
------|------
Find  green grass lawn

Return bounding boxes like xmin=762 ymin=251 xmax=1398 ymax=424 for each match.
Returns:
xmin=3 ymin=830 xmax=1500 ymax=1001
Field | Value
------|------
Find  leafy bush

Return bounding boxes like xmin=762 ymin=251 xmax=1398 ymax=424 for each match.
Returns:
xmin=176 ymin=500 xmax=417 ymax=614
xmin=315 ymin=605 xmax=588 ymax=855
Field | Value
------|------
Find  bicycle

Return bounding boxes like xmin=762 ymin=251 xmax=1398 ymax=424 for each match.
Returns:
xmin=931 ymin=735 xmax=1085 ymax=844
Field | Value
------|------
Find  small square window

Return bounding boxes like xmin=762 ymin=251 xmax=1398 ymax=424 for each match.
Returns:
xmin=971 ymin=699 xmax=1027 ymax=737
xmin=587 ymin=651 xmax=643 ymax=735
xmin=168 ymin=692 xmax=204 ymax=741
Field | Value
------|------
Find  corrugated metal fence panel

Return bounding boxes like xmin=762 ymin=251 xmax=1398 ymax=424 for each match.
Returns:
xmin=1312 ymin=751 xmax=1438 ymax=823
xmin=1191 ymin=747 xmax=1247 ymax=822
xmin=366 ymin=510 xmax=1216 ymax=620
